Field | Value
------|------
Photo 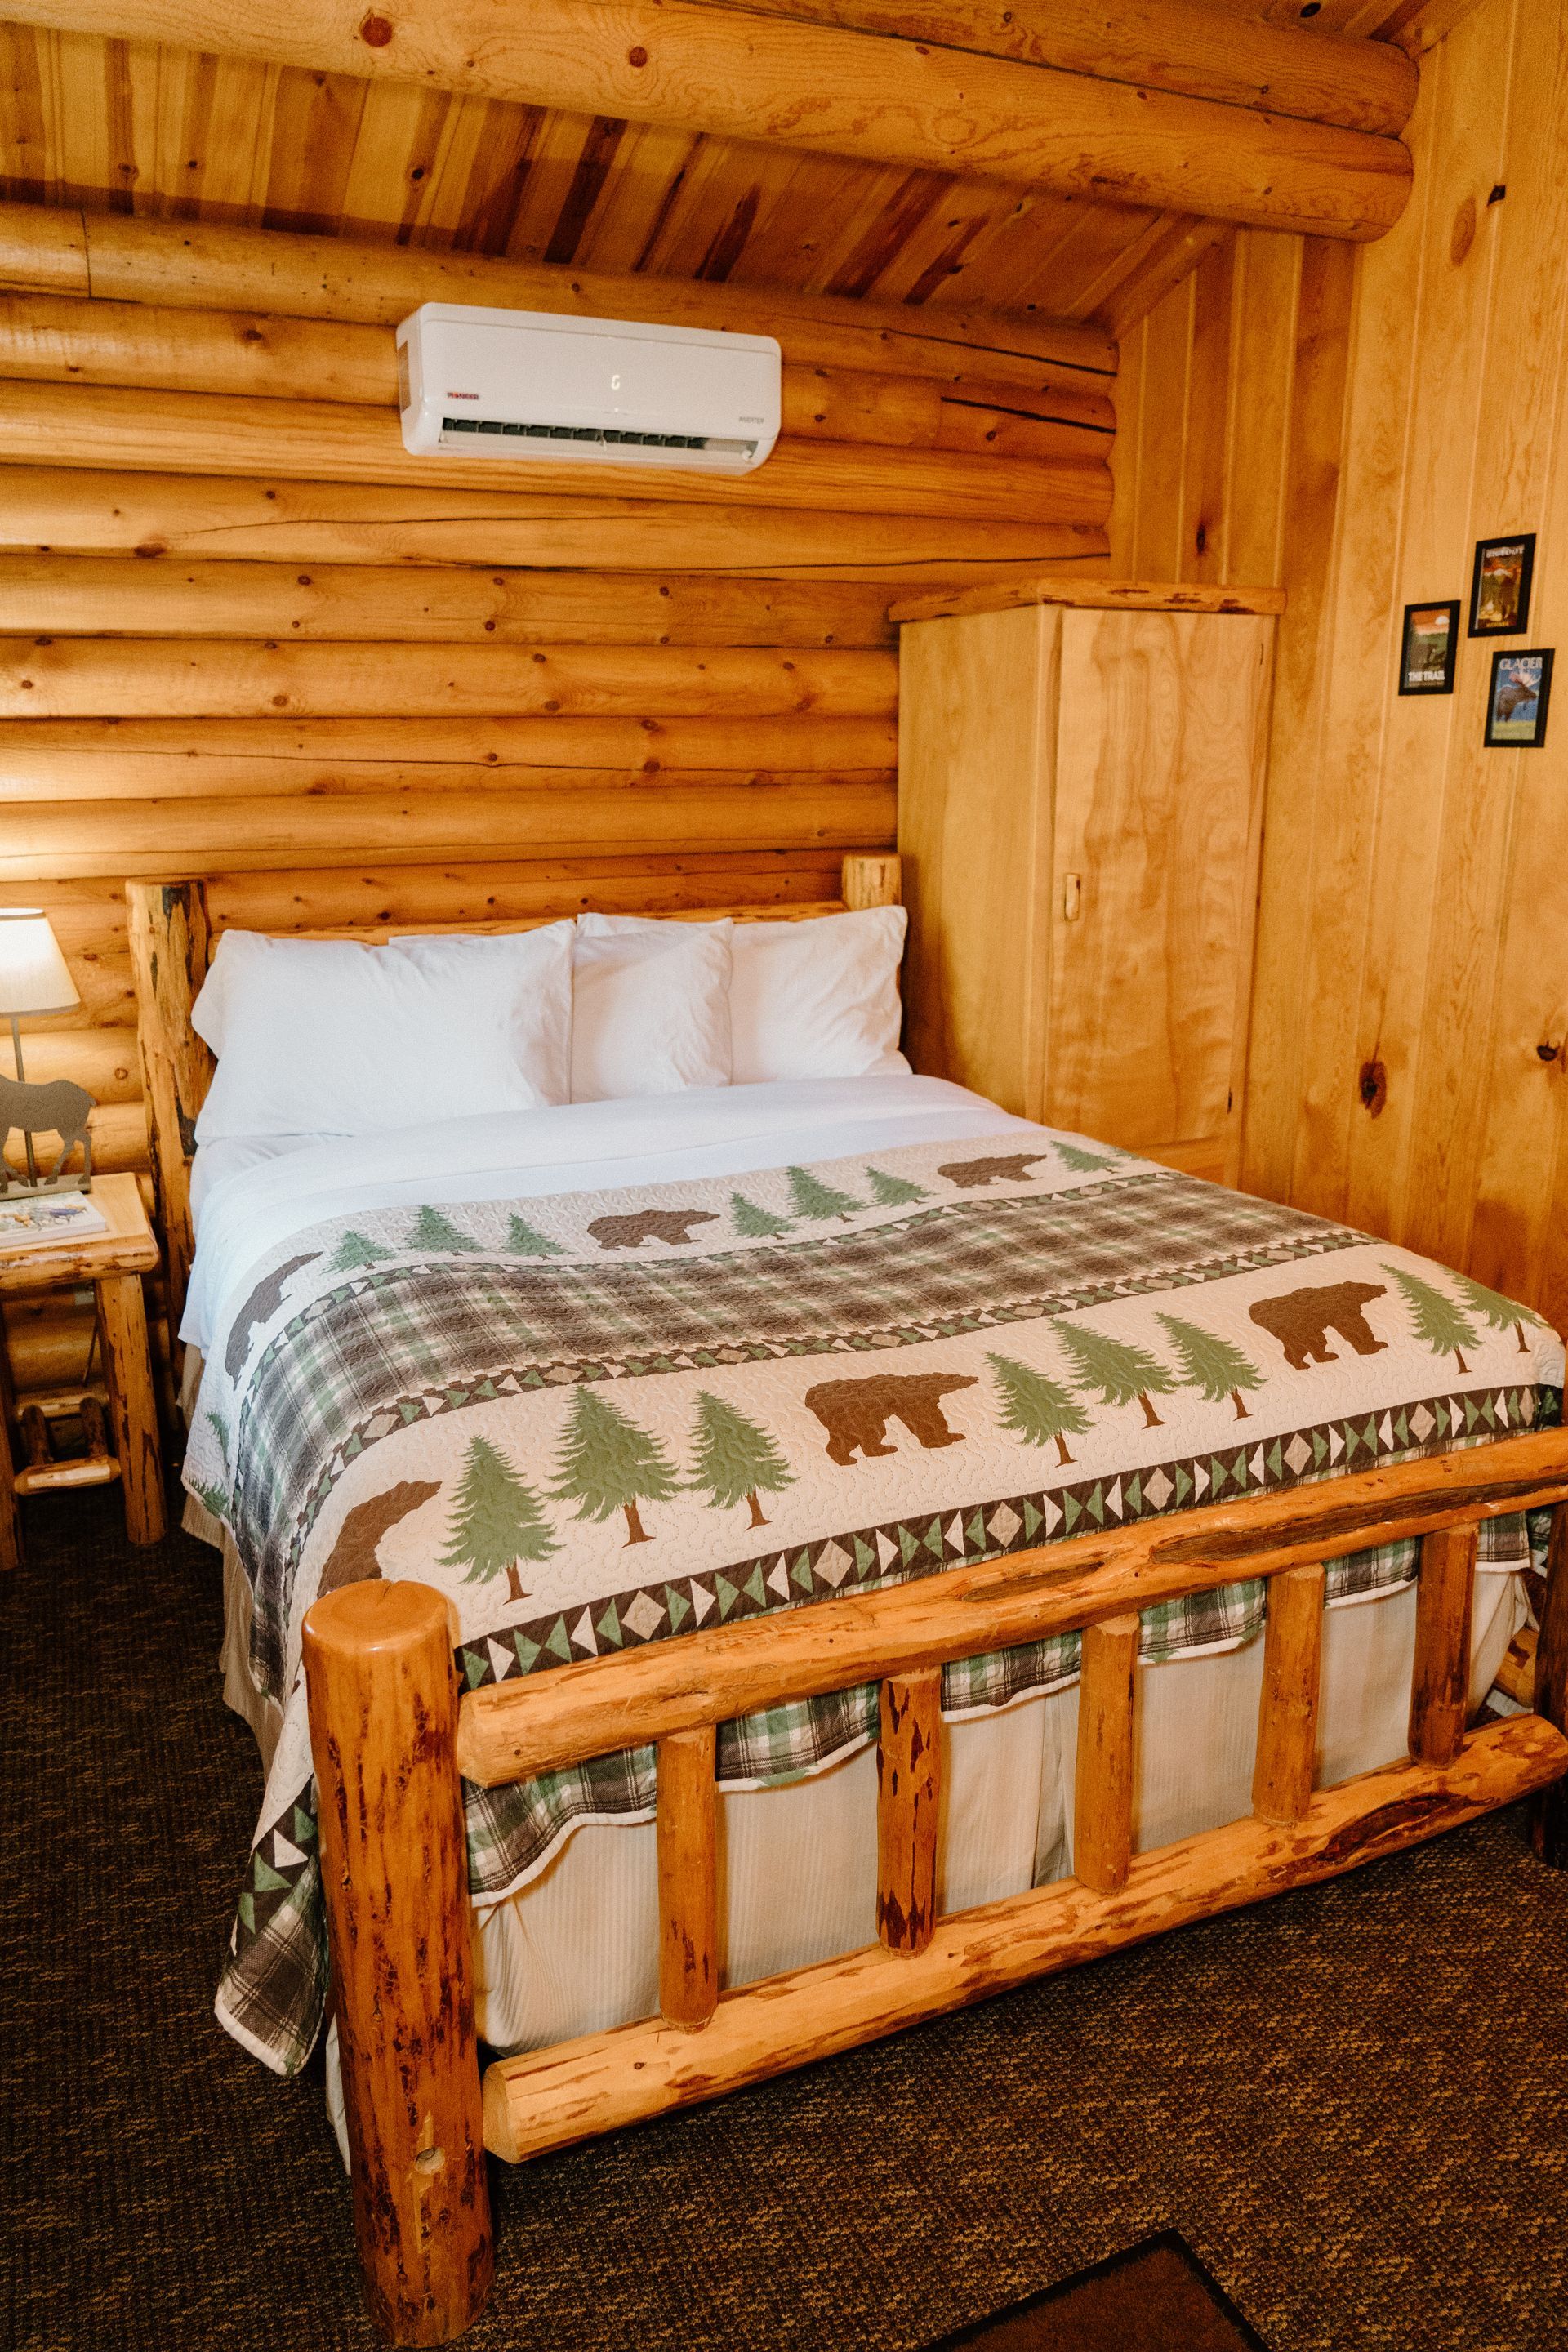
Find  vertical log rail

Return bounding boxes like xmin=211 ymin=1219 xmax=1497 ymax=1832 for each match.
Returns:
xmin=303 ymin=1581 xmax=493 ymax=2347
xmin=1409 ymin=1523 xmax=1479 ymax=1766
xmin=124 ymin=879 xmax=214 ymax=1356
xmin=1531 ymin=1503 xmax=1568 ymax=1864
xmin=1074 ymin=1614 xmax=1139 ymax=1893
xmin=657 ymin=1724 xmax=719 ymax=2029
xmin=877 ymin=1668 xmax=942 ymax=1953
xmin=1252 ymin=1564 xmax=1325 ymax=1825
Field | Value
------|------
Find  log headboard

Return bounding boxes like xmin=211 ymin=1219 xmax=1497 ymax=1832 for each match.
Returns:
xmin=127 ymin=849 xmax=902 ymax=1347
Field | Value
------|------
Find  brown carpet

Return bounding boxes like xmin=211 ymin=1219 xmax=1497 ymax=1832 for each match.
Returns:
xmin=924 ymin=2233 xmax=1270 ymax=2350
xmin=3 ymin=1485 xmax=1568 ymax=2352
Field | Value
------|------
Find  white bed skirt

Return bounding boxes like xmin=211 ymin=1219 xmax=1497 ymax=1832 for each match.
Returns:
xmin=191 ymin=1499 xmax=1521 ymax=2163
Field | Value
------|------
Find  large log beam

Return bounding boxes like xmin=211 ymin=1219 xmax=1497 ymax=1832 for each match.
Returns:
xmin=0 ymin=555 xmax=899 ymax=647
xmin=0 ymin=2 xmax=1411 ymax=240
xmin=0 ymin=201 xmax=1112 ymax=387
xmin=0 ymin=637 xmax=897 ymax=720
xmin=0 ymin=289 xmax=1111 ymax=448
xmin=712 ymin=0 xmax=1417 ymax=134
xmin=483 ymin=1714 xmax=1568 ymax=2163
xmin=0 ymin=774 xmax=897 ymax=880
xmin=0 ymin=712 xmax=901 ymax=778
xmin=0 ymin=382 xmax=1111 ymax=525
xmin=0 ymin=465 xmax=1109 ymax=577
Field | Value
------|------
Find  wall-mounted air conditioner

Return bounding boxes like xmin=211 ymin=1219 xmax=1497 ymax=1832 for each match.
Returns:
xmin=396 ymin=304 xmax=781 ymax=473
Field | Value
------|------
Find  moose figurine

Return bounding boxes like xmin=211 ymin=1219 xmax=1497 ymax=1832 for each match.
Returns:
xmin=0 ymin=1071 xmax=95 ymax=1194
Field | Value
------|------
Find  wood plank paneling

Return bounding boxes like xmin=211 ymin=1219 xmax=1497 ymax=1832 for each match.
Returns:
xmin=1111 ymin=0 xmax=1568 ymax=1330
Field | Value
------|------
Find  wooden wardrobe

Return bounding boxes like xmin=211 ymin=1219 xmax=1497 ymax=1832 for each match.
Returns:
xmin=893 ymin=579 xmax=1282 ymax=1187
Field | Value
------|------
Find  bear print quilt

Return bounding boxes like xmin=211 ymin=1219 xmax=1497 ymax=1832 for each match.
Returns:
xmin=189 ymin=1127 xmax=1563 ymax=2076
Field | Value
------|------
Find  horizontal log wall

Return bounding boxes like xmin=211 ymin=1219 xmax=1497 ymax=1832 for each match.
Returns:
xmin=0 ymin=198 xmax=1114 ymax=1400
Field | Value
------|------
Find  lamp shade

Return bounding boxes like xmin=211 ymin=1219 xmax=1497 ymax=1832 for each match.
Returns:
xmin=0 ymin=908 xmax=80 ymax=1018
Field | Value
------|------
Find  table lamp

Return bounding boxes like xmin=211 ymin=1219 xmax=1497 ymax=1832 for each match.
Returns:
xmin=0 ymin=908 xmax=94 ymax=1193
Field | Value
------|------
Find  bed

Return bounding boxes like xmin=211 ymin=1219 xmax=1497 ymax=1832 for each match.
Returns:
xmin=127 ymin=858 xmax=1568 ymax=2349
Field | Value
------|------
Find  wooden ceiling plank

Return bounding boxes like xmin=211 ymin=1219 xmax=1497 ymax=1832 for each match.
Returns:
xmin=568 ymin=121 xmax=706 ymax=276
xmin=700 ymin=0 xmax=1418 ymax=133
xmin=0 ymin=0 xmax=1415 ymax=242
xmin=16 ymin=199 xmax=1116 ymax=376
xmin=194 ymin=56 xmax=283 ymax=229
xmin=261 ymin=65 xmax=372 ymax=238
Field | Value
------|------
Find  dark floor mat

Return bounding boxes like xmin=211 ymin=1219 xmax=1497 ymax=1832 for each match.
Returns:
xmin=924 ymin=2232 xmax=1270 ymax=2350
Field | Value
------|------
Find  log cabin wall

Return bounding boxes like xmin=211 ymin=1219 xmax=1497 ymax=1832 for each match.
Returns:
xmin=0 ymin=198 xmax=1116 ymax=1401
xmin=1109 ymin=0 xmax=1568 ymax=1331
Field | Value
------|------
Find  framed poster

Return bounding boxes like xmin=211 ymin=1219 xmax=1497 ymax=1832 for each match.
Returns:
xmin=1468 ymin=534 xmax=1536 ymax=635
xmin=1397 ymin=599 xmax=1459 ymax=695
xmin=1483 ymin=648 xmax=1553 ymax=747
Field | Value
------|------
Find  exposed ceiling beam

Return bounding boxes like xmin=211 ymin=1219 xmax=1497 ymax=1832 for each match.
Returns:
xmin=0 ymin=201 xmax=1117 ymax=381
xmin=702 ymin=0 xmax=1417 ymax=134
xmin=0 ymin=0 xmax=1414 ymax=242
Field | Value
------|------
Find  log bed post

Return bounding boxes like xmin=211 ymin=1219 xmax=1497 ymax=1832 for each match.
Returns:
xmin=841 ymin=850 xmax=902 ymax=910
xmin=302 ymin=1580 xmax=493 ymax=2346
xmin=125 ymin=879 xmax=213 ymax=1357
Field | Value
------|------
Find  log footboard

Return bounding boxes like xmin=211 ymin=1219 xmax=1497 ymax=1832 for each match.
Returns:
xmin=302 ymin=1428 xmax=1568 ymax=2345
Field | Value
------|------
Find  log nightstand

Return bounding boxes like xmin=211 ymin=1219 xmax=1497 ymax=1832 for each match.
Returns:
xmin=0 ymin=1173 xmax=167 ymax=1570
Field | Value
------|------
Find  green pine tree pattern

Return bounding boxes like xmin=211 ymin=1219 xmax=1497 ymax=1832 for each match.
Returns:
xmin=1054 ymin=1317 xmax=1178 ymax=1428
xmin=1156 ymin=1312 xmax=1264 ymax=1422
xmin=730 ymin=1190 xmax=793 ymax=1240
xmin=1053 ymin=1139 xmax=1119 ymax=1175
xmin=550 ymin=1386 xmax=679 ymax=1546
xmin=407 ymin=1204 xmax=480 ymax=1254
xmin=505 ymin=1213 xmax=564 ymax=1258
xmin=786 ymin=1165 xmax=862 ymax=1223
xmin=686 ymin=1390 xmax=795 ymax=1528
xmin=865 ymin=1165 xmax=931 ymax=1207
xmin=330 ymin=1228 xmax=394 ymax=1272
xmin=205 ymin=1408 xmax=230 ymax=1467
xmin=1381 ymin=1263 xmax=1480 ymax=1373
xmin=1450 ymin=1270 xmax=1537 ymax=1356
xmin=987 ymin=1352 xmax=1093 ymax=1467
xmin=441 ymin=1432 xmax=558 ymax=1605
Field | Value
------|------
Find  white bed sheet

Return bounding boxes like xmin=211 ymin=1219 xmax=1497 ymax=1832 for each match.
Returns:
xmin=181 ymin=1076 xmax=1041 ymax=1353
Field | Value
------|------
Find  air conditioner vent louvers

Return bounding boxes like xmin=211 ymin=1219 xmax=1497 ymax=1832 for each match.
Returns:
xmin=440 ymin=416 xmax=757 ymax=457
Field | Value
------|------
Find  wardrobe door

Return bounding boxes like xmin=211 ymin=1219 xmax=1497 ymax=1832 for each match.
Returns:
xmin=898 ymin=602 xmax=1059 ymax=1116
xmin=1043 ymin=608 xmax=1274 ymax=1181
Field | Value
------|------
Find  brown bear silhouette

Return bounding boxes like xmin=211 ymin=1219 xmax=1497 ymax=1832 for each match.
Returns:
xmin=1249 ymin=1281 xmax=1388 ymax=1371
xmin=936 ymin=1152 xmax=1049 ymax=1189
xmin=225 ymin=1251 xmax=321 ymax=1379
xmin=804 ymin=1370 xmax=978 ymax=1467
xmin=316 ymin=1481 xmax=442 ymax=1596
xmin=587 ymin=1208 xmax=721 ymax=1250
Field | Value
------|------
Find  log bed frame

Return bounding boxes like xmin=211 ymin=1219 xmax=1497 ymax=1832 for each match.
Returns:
xmin=127 ymin=854 xmax=1568 ymax=2348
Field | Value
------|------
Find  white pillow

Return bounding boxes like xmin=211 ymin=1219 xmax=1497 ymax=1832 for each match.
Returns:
xmin=571 ymin=915 xmax=733 ymax=1101
xmin=193 ymin=924 xmax=575 ymax=1141
xmin=730 ymin=906 xmax=907 ymax=1082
